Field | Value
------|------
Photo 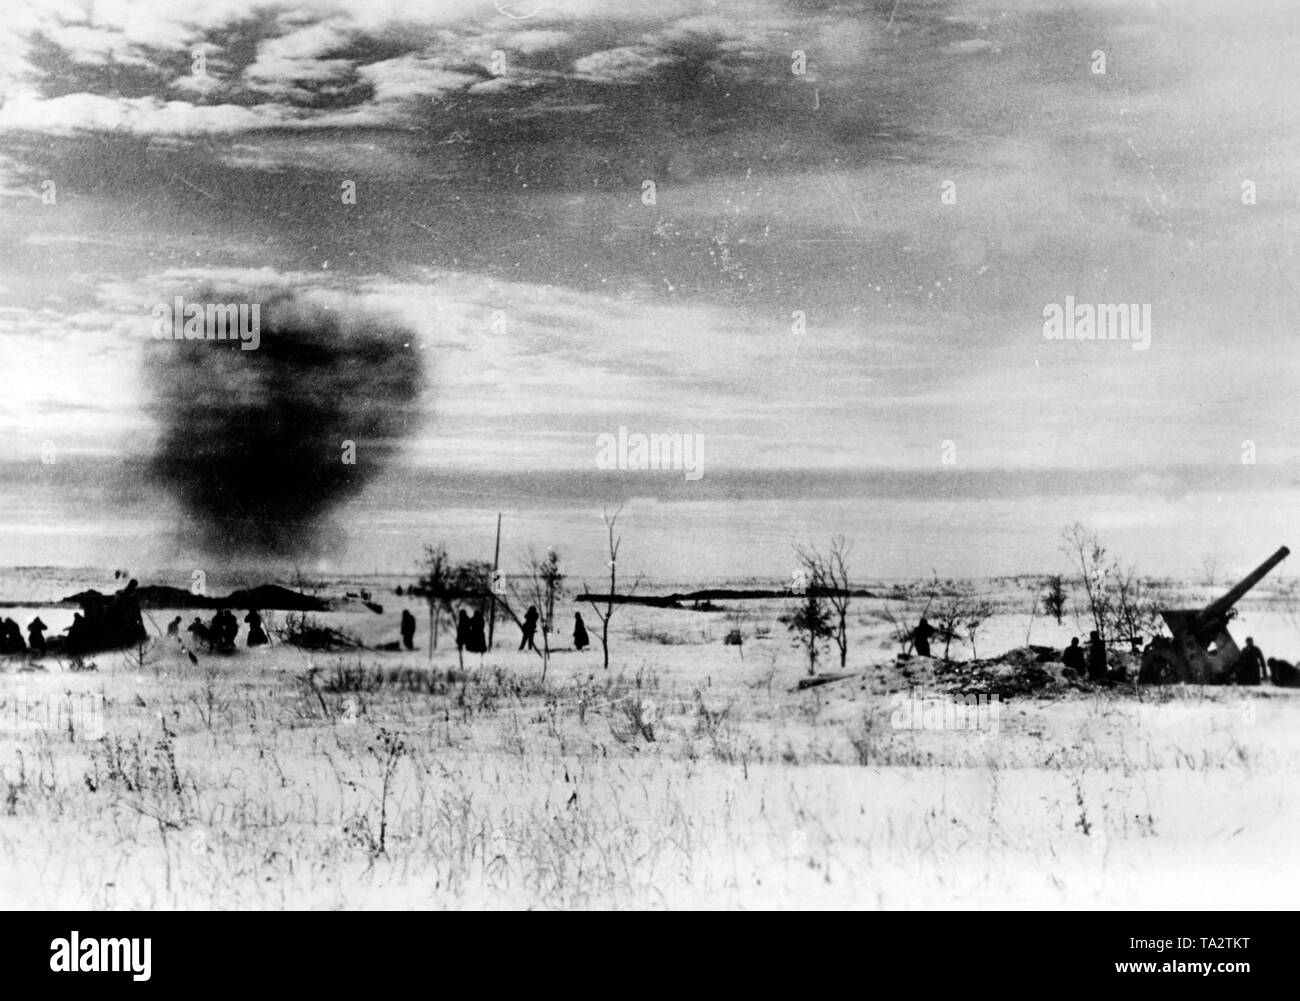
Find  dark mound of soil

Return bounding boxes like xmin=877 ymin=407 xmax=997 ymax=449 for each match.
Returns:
xmin=224 ymin=584 xmax=329 ymax=612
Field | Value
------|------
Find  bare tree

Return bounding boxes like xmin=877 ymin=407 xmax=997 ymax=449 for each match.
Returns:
xmin=413 ymin=542 xmax=452 ymax=660
xmin=1061 ymin=523 xmax=1113 ymax=643
xmin=1040 ymin=574 xmax=1067 ymax=624
xmin=1109 ymin=563 xmax=1160 ymax=650
xmin=449 ymin=560 xmax=492 ymax=669
xmin=963 ymin=598 xmax=996 ymax=660
xmin=786 ymin=578 xmax=833 ymax=675
xmin=584 ymin=505 xmax=637 ymax=670
xmin=881 ymin=604 xmax=915 ymax=655
xmin=512 ymin=548 xmax=564 ymax=679
xmin=932 ymin=590 xmax=967 ymax=662
xmin=540 ymin=548 xmax=564 ymax=640
xmin=795 ymin=535 xmax=854 ymax=669
xmin=1062 ymin=523 xmax=1162 ymax=654
xmin=451 ymin=560 xmax=492 ymax=610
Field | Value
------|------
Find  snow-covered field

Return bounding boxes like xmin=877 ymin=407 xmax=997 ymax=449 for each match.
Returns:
xmin=3 ymin=573 xmax=1300 ymax=909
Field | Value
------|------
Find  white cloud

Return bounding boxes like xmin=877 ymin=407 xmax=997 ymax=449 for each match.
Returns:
xmin=43 ymin=25 xmax=156 ymax=66
xmin=356 ymin=56 xmax=480 ymax=103
xmin=571 ymin=46 xmax=675 ymax=84
xmin=243 ymin=22 xmax=358 ymax=93
xmin=0 ymin=93 xmax=288 ymax=135
xmin=0 ymin=0 xmax=807 ymax=136
xmin=505 ymin=29 xmax=574 ymax=55
xmin=170 ymin=72 xmax=226 ymax=97
xmin=467 ymin=76 xmax=540 ymax=95
xmin=0 ymin=92 xmax=400 ymax=135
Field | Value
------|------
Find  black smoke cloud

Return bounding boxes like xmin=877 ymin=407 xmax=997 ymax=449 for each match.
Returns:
xmin=144 ymin=287 xmax=424 ymax=559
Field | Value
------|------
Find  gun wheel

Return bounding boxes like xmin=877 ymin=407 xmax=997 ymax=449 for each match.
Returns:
xmin=1140 ymin=645 xmax=1184 ymax=685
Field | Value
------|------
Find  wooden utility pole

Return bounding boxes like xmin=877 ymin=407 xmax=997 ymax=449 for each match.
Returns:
xmin=488 ymin=512 xmax=502 ymax=649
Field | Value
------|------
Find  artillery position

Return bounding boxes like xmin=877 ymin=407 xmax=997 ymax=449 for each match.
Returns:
xmin=1139 ymin=546 xmax=1290 ymax=684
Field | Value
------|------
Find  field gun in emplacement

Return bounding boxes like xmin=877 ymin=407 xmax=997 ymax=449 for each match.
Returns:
xmin=1139 ymin=546 xmax=1289 ymax=684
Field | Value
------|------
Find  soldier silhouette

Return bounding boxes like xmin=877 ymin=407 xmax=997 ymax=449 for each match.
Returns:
xmin=245 ymin=609 xmax=269 ymax=647
xmin=27 ymin=616 xmax=47 ymax=654
xmin=187 ymin=617 xmax=213 ymax=650
xmin=519 ymin=606 xmax=539 ymax=652
xmin=212 ymin=608 xmax=238 ymax=651
xmin=1 ymin=618 xmax=24 ymax=653
xmin=1087 ymin=630 xmax=1107 ymax=680
xmin=1236 ymin=636 xmax=1267 ymax=685
xmin=1062 ymin=637 xmax=1085 ymax=674
xmin=912 ymin=617 xmax=935 ymax=657
xmin=1267 ymin=657 xmax=1299 ymax=687
xmin=65 ymin=613 xmax=88 ymax=654
xmin=400 ymin=609 xmax=416 ymax=651
xmin=467 ymin=610 xmax=487 ymax=654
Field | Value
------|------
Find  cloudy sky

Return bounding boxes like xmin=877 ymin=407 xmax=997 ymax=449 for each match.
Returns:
xmin=1 ymin=0 xmax=1298 ymax=582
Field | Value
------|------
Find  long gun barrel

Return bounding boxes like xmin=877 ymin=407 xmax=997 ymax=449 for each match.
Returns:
xmin=1196 ymin=546 xmax=1290 ymax=630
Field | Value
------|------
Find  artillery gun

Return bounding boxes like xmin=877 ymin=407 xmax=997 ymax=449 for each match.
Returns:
xmin=1139 ymin=546 xmax=1289 ymax=684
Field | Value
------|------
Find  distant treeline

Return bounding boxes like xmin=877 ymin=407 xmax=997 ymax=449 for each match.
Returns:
xmin=573 ymin=587 xmax=877 ymax=608
xmin=56 ymin=583 xmax=330 ymax=612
